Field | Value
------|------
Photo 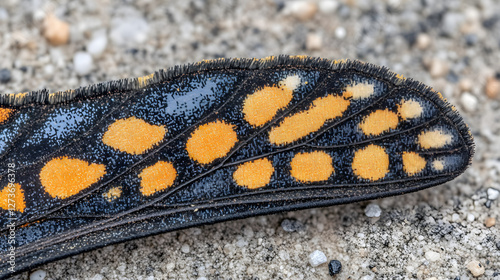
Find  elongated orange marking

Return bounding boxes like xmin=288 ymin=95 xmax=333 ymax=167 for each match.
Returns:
xmin=269 ymin=94 xmax=350 ymax=145
xmin=243 ymin=75 xmax=300 ymax=127
xmin=233 ymin=158 xmax=274 ymax=189
xmin=0 ymin=108 xmax=14 ymax=124
xmin=102 ymin=117 xmax=166 ymax=155
xmin=397 ymin=99 xmax=423 ymax=120
xmin=342 ymin=82 xmax=374 ymax=99
xmin=0 ymin=183 xmax=26 ymax=213
xmin=359 ymin=109 xmax=399 ymax=136
xmin=352 ymin=144 xmax=389 ymax=181
xmin=186 ymin=120 xmax=238 ymax=164
xmin=103 ymin=186 xmax=122 ymax=202
xmin=139 ymin=161 xmax=177 ymax=196
xmin=40 ymin=157 xmax=106 ymax=199
xmin=290 ymin=151 xmax=334 ymax=183
xmin=418 ymin=129 xmax=452 ymax=149
xmin=402 ymin=151 xmax=426 ymax=175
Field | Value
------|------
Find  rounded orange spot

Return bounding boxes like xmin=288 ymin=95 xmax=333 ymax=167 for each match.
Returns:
xmin=186 ymin=120 xmax=238 ymax=164
xmin=432 ymin=159 xmax=445 ymax=171
xmin=290 ymin=151 xmax=334 ymax=183
xmin=40 ymin=157 xmax=106 ymax=199
xmin=269 ymin=94 xmax=350 ymax=145
xmin=397 ymin=99 xmax=423 ymax=120
xmin=233 ymin=158 xmax=274 ymax=189
xmin=102 ymin=117 xmax=166 ymax=155
xmin=359 ymin=109 xmax=399 ymax=136
xmin=342 ymin=82 xmax=374 ymax=99
xmin=242 ymin=75 xmax=300 ymax=127
xmin=402 ymin=151 xmax=426 ymax=175
xmin=352 ymin=144 xmax=389 ymax=181
xmin=139 ymin=161 xmax=177 ymax=196
xmin=0 ymin=183 xmax=26 ymax=213
xmin=0 ymin=108 xmax=14 ymax=124
xmin=418 ymin=129 xmax=452 ymax=149
xmin=103 ymin=186 xmax=122 ymax=202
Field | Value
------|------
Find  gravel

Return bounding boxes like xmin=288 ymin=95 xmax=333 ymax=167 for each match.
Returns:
xmin=1 ymin=0 xmax=499 ymax=279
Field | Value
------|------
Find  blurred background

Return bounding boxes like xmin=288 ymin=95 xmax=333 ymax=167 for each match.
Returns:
xmin=1 ymin=0 xmax=499 ymax=279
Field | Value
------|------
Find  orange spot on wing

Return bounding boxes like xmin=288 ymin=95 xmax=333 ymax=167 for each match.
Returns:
xmin=186 ymin=120 xmax=238 ymax=164
xmin=359 ymin=109 xmax=399 ymax=136
xmin=397 ymin=99 xmax=423 ymax=120
xmin=269 ymin=94 xmax=350 ymax=145
xmin=0 ymin=108 xmax=14 ymax=124
xmin=243 ymin=75 xmax=300 ymax=127
xmin=402 ymin=151 xmax=426 ymax=175
xmin=103 ymin=186 xmax=122 ymax=202
xmin=418 ymin=129 xmax=452 ymax=149
xmin=0 ymin=183 xmax=26 ymax=213
xmin=342 ymin=82 xmax=374 ymax=99
xmin=139 ymin=161 xmax=177 ymax=196
xmin=103 ymin=117 xmax=166 ymax=155
xmin=233 ymin=158 xmax=274 ymax=189
xmin=40 ymin=157 xmax=106 ymax=199
xmin=352 ymin=144 xmax=389 ymax=181
xmin=290 ymin=151 xmax=334 ymax=183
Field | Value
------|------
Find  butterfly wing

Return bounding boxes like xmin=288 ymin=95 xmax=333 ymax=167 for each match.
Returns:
xmin=0 ymin=56 xmax=473 ymax=278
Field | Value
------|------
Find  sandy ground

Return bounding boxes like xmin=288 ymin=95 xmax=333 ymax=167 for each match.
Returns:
xmin=1 ymin=0 xmax=499 ymax=279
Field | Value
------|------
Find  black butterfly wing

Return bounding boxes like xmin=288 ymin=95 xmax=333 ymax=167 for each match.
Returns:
xmin=0 ymin=56 xmax=473 ymax=278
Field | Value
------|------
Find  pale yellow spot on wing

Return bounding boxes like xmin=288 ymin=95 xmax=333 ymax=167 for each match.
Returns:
xmin=103 ymin=117 xmax=166 ymax=155
xmin=40 ymin=157 xmax=106 ymax=199
xmin=269 ymin=94 xmax=350 ymax=145
xmin=0 ymin=183 xmax=25 ymax=213
xmin=397 ymin=99 xmax=423 ymax=120
xmin=396 ymin=73 xmax=406 ymax=80
xmin=243 ymin=75 xmax=300 ymax=127
xmin=103 ymin=186 xmax=122 ymax=202
xmin=233 ymin=158 xmax=274 ymax=189
xmin=186 ymin=120 xmax=238 ymax=164
xmin=342 ymin=82 xmax=375 ymax=99
xmin=359 ymin=109 xmax=399 ymax=136
xmin=0 ymin=108 xmax=14 ymax=124
xmin=138 ymin=73 xmax=155 ymax=87
xmin=418 ymin=129 xmax=452 ymax=149
xmin=139 ymin=161 xmax=177 ymax=196
xmin=290 ymin=151 xmax=334 ymax=183
xmin=352 ymin=144 xmax=389 ymax=181
xmin=432 ymin=159 xmax=445 ymax=171
xmin=402 ymin=151 xmax=426 ymax=175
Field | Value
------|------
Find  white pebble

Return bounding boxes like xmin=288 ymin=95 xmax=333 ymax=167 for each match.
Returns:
xmin=197 ymin=277 xmax=208 ymax=280
xmin=425 ymin=251 xmax=441 ymax=262
xmin=460 ymin=92 xmax=478 ymax=112
xmin=452 ymin=213 xmax=460 ymax=222
xmin=110 ymin=17 xmax=149 ymax=47
xmin=487 ymin=188 xmax=499 ymax=200
xmin=30 ymin=270 xmax=47 ymax=280
xmin=284 ymin=1 xmax=318 ymax=21
xmin=306 ymin=33 xmax=323 ymax=50
xmin=87 ymin=30 xmax=108 ymax=56
xmin=361 ymin=276 xmax=374 ymax=280
xmin=308 ymin=250 xmax=327 ymax=267
xmin=416 ymin=33 xmax=431 ymax=50
xmin=236 ymin=238 xmax=248 ymax=248
xmin=90 ymin=274 xmax=104 ymax=280
xmin=364 ymin=203 xmax=381 ymax=217
xmin=467 ymin=213 xmax=475 ymax=222
xmin=335 ymin=26 xmax=346 ymax=39
xmin=181 ymin=244 xmax=190 ymax=253
xmin=467 ymin=260 xmax=485 ymax=277
xmin=318 ymin=0 xmax=339 ymax=13
xmin=73 ymin=52 xmax=93 ymax=76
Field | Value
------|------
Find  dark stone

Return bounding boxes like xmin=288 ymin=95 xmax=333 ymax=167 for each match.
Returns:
xmin=465 ymin=34 xmax=478 ymax=46
xmin=328 ymin=260 xmax=342 ymax=276
xmin=0 ymin=68 xmax=11 ymax=84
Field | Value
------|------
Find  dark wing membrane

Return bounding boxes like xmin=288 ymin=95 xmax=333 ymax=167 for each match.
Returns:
xmin=0 ymin=56 xmax=474 ymax=278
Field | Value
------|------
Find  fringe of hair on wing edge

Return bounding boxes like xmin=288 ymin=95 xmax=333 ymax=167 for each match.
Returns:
xmin=0 ymin=55 xmax=474 ymax=159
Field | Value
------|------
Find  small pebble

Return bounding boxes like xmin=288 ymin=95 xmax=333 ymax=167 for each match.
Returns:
xmin=335 ymin=26 xmax=346 ymax=39
xmin=87 ymin=30 xmax=108 ymax=56
xmin=416 ymin=33 xmax=431 ymax=50
xmin=460 ymin=92 xmax=478 ymax=112
xmin=459 ymin=78 xmax=473 ymax=92
xmin=43 ymin=14 xmax=70 ymax=46
xmin=73 ymin=52 xmax=93 ymax=76
xmin=281 ymin=219 xmax=305 ymax=232
xmin=467 ymin=213 xmax=475 ymax=222
xmin=181 ymin=244 xmax=190 ymax=253
xmin=318 ymin=0 xmax=339 ymax=13
xmin=306 ymin=33 xmax=323 ymax=50
xmin=285 ymin=1 xmax=318 ymax=21
xmin=0 ymin=68 xmax=11 ymax=83
xmin=309 ymin=250 xmax=327 ymax=267
xmin=197 ymin=277 xmax=208 ymax=280
xmin=110 ymin=17 xmax=149 ymax=47
xmin=441 ymin=13 xmax=464 ymax=37
xmin=425 ymin=251 xmax=441 ymax=262
xmin=486 ymin=77 xmax=500 ymax=99
xmin=364 ymin=203 xmax=381 ymax=218
xmin=428 ymin=58 xmax=449 ymax=78
xmin=485 ymin=217 xmax=496 ymax=228
xmin=487 ymin=188 xmax=500 ymax=200
xmin=467 ymin=260 xmax=485 ymax=277
xmin=452 ymin=213 xmax=460 ymax=222
xmin=328 ymin=260 xmax=342 ymax=276
xmin=427 ymin=278 xmax=438 ymax=280
xmin=29 ymin=270 xmax=47 ymax=280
